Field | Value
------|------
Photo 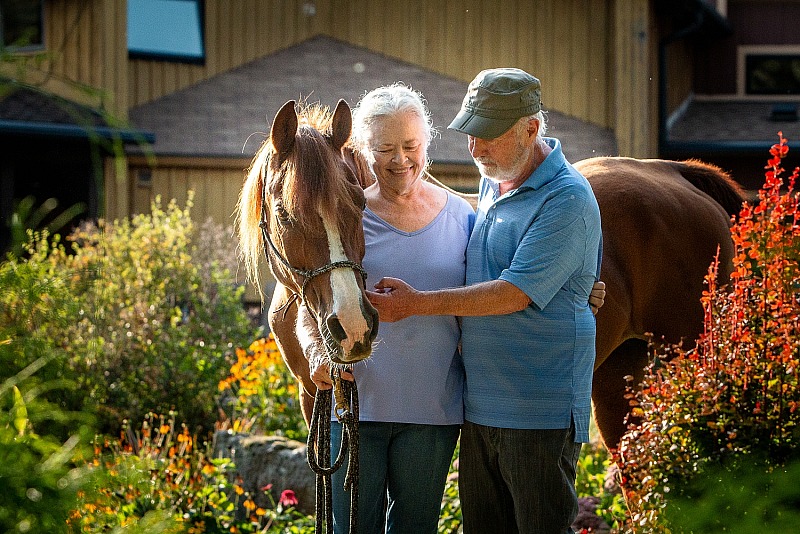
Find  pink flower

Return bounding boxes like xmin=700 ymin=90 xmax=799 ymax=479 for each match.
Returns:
xmin=260 ymin=483 xmax=273 ymax=492
xmin=279 ymin=489 xmax=298 ymax=507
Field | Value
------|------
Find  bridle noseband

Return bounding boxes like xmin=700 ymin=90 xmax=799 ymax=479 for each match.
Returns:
xmin=258 ymin=218 xmax=368 ymax=313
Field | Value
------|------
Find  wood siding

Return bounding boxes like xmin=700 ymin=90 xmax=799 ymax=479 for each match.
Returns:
xmin=613 ymin=0 xmax=656 ymax=157
xmin=22 ymin=0 xmax=664 ymax=160
xmin=128 ymin=156 xmax=249 ymax=225
xmin=31 ymin=0 xmax=129 ymax=116
xmin=24 ymin=0 xmax=665 ymax=219
xmin=128 ymin=0 xmax=619 ymax=132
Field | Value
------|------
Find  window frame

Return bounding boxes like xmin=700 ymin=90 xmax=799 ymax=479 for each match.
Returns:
xmin=737 ymin=44 xmax=800 ymax=101
xmin=0 ymin=0 xmax=45 ymax=52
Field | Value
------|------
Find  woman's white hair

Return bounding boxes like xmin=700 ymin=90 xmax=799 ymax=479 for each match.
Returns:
xmin=350 ymin=83 xmax=437 ymax=158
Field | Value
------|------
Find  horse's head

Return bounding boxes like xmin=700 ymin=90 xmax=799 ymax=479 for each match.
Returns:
xmin=239 ymin=100 xmax=378 ymax=364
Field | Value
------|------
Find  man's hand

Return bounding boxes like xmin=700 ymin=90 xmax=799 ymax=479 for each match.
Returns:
xmin=589 ymin=280 xmax=606 ymax=315
xmin=310 ymin=361 xmax=354 ymax=390
xmin=366 ymin=277 xmax=419 ymax=322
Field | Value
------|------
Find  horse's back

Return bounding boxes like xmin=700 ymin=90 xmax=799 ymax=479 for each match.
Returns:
xmin=575 ymin=157 xmax=740 ymax=360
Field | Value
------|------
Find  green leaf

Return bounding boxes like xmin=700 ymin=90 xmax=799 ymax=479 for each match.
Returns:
xmin=12 ymin=385 xmax=28 ymax=435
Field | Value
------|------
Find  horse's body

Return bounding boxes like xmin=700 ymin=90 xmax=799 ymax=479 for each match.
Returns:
xmin=575 ymin=157 xmax=744 ymax=449
xmin=238 ymin=100 xmax=379 ymax=424
xmin=240 ymin=100 xmax=744 ymax=451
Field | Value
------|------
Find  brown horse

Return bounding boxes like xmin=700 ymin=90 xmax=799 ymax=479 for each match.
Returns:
xmin=237 ymin=100 xmax=379 ymax=424
xmin=575 ymin=157 xmax=744 ymax=449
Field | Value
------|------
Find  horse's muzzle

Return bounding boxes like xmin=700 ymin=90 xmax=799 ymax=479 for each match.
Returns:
xmin=324 ymin=302 xmax=379 ymax=364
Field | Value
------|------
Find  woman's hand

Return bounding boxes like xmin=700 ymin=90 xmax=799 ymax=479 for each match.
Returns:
xmin=310 ymin=361 xmax=354 ymax=390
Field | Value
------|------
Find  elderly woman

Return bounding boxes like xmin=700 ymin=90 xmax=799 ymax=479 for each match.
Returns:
xmin=310 ymin=84 xmax=474 ymax=533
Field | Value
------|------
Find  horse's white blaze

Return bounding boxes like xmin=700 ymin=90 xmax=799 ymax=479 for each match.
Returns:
xmin=323 ymin=215 xmax=369 ymax=353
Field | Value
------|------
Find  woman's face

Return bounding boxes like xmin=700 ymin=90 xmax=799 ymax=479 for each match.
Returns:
xmin=366 ymin=111 xmax=429 ymax=186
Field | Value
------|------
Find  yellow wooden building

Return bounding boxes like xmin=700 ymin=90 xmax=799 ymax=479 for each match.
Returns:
xmin=4 ymin=0 xmax=798 ymax=255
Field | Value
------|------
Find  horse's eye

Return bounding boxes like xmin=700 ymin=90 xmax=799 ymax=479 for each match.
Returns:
xmin=274 ymin=203 xmax=291 ymax=223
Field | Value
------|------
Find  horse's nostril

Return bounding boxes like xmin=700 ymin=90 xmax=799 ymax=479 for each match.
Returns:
xmin=368 ymin=306 xmax=379 ymax=342
xmin=325 ymin=314 xmax=346 ymax=342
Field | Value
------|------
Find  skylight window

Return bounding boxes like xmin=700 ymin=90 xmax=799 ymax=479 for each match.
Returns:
xmin=127 ymin=0 xmax=205 ymax=63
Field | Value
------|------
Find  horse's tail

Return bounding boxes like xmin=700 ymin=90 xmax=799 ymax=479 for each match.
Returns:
xmin=668 ymin=159 xmax=745 ymax=218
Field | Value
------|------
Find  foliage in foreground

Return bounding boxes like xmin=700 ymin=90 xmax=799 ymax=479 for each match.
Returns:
xmin=69 ymin=411 xmax=315 ymax=533
xmin=0 ymin=357 xmax=99 ymax=534
xmin=218 ymin=337 xmax=307 ymax=442
xmin=618 ymin=134 xmax=800 ymax=532
xmin=0 ymin=196 xmax=259 ymax=436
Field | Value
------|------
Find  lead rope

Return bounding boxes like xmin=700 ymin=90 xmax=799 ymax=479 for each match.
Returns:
xmin=307 ymin=367 xmax=360 ymax=533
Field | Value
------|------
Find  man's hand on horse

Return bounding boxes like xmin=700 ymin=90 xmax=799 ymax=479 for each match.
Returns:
xmin=366 ymin=277 xmax=418 ymax=323
xmin=310 ymin=361 xmax=354 ymax=390
xmin=590 ymin=280 xmax=606 ymax=315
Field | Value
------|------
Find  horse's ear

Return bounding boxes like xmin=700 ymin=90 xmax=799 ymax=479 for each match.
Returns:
xmin=330 ymin=99 xmax=352 ymax=151
xmin=271 ymin=100 xmax=298 ymax=160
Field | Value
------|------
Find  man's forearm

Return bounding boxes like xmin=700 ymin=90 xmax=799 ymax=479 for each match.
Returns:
xmin=416 ymin=279 xmax=531 ymax=317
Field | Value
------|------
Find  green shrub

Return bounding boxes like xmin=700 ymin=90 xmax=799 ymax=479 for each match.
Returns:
xmin=0 ymin=355 xmax=99 ymax=533
xmin=0 ymin=195 xmax=260 ymax=437
xmin=618 ymin=134 xmax=800 ymax=532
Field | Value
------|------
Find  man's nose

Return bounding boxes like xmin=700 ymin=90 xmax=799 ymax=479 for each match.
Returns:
xmin=469 ymin=135 xmax=487 ymax=156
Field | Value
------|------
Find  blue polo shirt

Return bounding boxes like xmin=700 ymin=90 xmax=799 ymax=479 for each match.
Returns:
xmin=461 ymin=137 xmax=602 ymax=442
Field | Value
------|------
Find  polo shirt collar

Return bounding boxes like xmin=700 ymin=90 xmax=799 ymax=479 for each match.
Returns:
xmin=519 ymin=137 xmax=563 ymax=191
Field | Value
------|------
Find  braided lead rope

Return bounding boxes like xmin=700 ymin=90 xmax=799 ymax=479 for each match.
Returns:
xmin=307 ymin=368 xmax=359 ymax=533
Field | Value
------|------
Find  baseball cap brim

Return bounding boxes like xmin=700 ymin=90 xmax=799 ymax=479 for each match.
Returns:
xmin=448 ymin=109 xmax=519 ymax=140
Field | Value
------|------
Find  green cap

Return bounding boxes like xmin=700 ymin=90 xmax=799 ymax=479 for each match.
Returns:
xmin=448 ymin=68 xmax=542 ymax=139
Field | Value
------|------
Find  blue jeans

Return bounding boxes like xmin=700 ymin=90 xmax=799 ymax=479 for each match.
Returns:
xmin=459 ymin=420 xmax=581 ymax=534
xmin=330 ymin=421 xmax=460 ymax=534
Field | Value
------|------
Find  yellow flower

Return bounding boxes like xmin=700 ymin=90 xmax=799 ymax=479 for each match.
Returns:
xmin=202 ymin=464 xmax=216 ymax=475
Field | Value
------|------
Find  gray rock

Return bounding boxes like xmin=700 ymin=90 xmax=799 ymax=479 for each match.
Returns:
xmin=212 ymin=430 xmax=317 ymax=516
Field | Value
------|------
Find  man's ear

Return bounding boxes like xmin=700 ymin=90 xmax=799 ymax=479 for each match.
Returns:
xmin=527 ymin=117 xmax=540 ymax=138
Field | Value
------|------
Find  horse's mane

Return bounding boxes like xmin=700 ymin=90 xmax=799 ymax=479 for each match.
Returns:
xmin=237 ymin=103 xmax=364 ymax=297
xmin=668 ymin=159 xmax=745 ymax=218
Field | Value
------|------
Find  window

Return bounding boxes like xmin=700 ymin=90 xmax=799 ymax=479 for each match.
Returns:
xmin=738 ymin=45 xmax=800 ymax=98
xmin=0 ymin=0 xmax=43 ymax=50
xmin=127 ymin=0 xmax=205 ymax=63
xmin=746 ymin=55 xmax=800 ymax=95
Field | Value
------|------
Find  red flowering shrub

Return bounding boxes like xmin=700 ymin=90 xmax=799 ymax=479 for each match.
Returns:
xmin=617 ymin=134 xmax=800 ymax=532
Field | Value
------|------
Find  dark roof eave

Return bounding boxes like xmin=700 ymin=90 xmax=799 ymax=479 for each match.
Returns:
xmin=0 ymin=119 xmax=155 ymax=144
xmin=661 ymin=139 xmax=776 ymax=156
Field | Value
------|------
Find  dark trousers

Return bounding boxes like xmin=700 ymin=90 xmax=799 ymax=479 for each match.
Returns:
xmin=330 ymin=421 xmax=460 ymax=534
xmin=459 ymin=420 xmax=581 ymax=534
